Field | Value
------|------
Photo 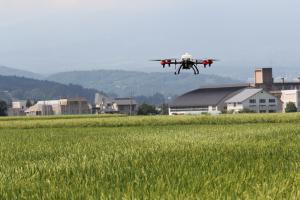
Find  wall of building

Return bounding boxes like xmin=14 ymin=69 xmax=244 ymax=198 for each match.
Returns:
xmin=281 ymin=90 xmax=300 ymax=112
xmin=169 ymin=106 xmax=220 ymax=115
xmin=12 ymin=101 xmax=27 ymax=109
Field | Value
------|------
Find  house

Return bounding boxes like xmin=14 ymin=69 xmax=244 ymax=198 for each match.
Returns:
xmin=169 ymin=84 xmax=250 ymax=115
xmin=113 ymin=98 xmax=138 ymax=115
xmin=281 ymin=90 xmax=300 ymax=112
xmin=225 ymin=88 xmax=281 ymax=113
xmin=94 ymin=93 xmax=115 ymax=114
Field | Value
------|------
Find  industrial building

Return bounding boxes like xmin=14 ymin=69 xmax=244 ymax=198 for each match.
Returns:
xmin=253 ymin=68 xmax=300 ymax=91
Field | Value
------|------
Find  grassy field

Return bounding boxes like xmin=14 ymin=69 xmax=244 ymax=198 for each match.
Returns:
xmin=0 ymin=114 xmax=300 ymax=199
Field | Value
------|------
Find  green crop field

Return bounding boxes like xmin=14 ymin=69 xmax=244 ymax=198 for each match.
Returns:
xmin=1 ymin=114 xmax=300 ymax=199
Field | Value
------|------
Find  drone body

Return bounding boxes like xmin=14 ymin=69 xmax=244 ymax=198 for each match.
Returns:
xmin=152 ymin=53 xmax=218 ymax=75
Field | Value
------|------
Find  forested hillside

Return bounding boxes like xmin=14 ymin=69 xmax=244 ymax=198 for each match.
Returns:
xmin=0 ymin=75 xmax=100 ymax=102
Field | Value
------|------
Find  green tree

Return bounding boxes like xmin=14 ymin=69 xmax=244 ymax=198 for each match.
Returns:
xmin=0 ymin=100 xmax=8 ymax=116
xmin=137 ymin=103 xmax=158 ymax=115
xmin=26 ymin=99 xmax=33 ymax=108
xmin=160 ymin=104 xmax=169 ymax=115
xmin=285 ymin=102 xmax=297 ymax=113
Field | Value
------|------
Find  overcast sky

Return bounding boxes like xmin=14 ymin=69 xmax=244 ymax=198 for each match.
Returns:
xmin=0 ymin=0 xmax=299 ymax=78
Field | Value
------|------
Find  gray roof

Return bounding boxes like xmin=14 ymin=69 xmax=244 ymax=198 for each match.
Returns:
xmin=225 ymin=88 xmax=263 ymax=103
xmin=114 ymin=98 xmax=137 ymax=106
xmin=170 ymin=84 xmax=250 ymax=107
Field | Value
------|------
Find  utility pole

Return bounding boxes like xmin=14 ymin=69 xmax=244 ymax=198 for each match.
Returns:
xmin=129 ymin=90 xmax=134 ymax=116
xmin=281 ymin=78 xmax=285 ymax=90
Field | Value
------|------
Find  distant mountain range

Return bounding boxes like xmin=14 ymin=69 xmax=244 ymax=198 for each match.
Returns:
xmin=0 ymin=66 xmax=43 ymax=80
xmin=0 ymin=75 xmax=100 ymax=103
xmin=46 ymin=70 xmax=239 ymax=97
xmin=0 ymin=66 xmax=240 ymax=98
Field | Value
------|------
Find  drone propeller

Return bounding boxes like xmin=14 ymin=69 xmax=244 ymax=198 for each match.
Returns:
xmin=206 ymin=59 xmax=220 ymax=62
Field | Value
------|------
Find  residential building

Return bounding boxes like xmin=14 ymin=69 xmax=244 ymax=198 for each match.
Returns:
xmin=169 ymin=84 xmax=250 ymax=115
xmin=226 ymin=88 xmax=281 ymax=113
xmin=281 ymin=90 xmax=300 ymax=112
xmin=26 ymin=97 xmax=91 ymax=116
xmin=113 ymin=98 xmax=138 ymax=115
xmin=94 ymin=93 xmax=115 ymax=114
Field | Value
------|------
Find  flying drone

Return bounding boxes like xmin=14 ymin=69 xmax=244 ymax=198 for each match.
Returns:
xmin=152 ymin=53 xmax=218 ymax=75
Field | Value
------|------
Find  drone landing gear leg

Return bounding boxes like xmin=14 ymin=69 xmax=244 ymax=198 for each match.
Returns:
xmin=194 ymin=65 xmax=200 ymax=74
xmin=191 ymin=66 xmax=197 ymax=75
xmin=175 ymin=65 xmax=182 ymax=75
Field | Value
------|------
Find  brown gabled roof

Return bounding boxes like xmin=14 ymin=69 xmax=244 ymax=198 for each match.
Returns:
xmin=170 ymin=84 xmax=251 ymax=107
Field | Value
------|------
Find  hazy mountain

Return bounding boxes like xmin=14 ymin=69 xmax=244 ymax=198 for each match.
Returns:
xmin=0 ymin=66 xmax=43 ymax=80
xmin=0 ymin=75 xmax=101 ymax=103
xmin=47 ymin=70 xmax=240 ymax=97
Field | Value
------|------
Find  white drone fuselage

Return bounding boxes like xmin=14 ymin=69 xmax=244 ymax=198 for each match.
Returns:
xmin=181 ymin=53 xmax=194 ymax=69
xmin=181 ymin=53 xmax=193 ymax=61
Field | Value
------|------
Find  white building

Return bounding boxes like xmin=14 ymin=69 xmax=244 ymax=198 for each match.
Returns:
xmin=281 ymin=90 xmax=300 ymax=112
xmin=226 ymin=88 xmax=281 ymax=113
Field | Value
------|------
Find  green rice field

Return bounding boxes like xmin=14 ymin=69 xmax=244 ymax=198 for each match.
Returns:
xmin=1 ymin=114 xmax=300 ymax=199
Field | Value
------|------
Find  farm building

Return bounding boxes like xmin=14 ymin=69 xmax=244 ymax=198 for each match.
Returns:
xmin=225 ymin=88 xmax=281 ymax=113
xmin=169 ymin=84 xmax=250 ymax=115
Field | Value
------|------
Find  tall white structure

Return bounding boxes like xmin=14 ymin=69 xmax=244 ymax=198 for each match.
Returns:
xmin=281 ymin=90 xmax=300 ymax=112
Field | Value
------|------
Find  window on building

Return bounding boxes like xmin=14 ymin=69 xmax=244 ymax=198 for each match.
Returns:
xmin=234 ymin=103 xmax=236 ymax=107
xmin=269 ymin=99 xmax=276 ymax=103
xmin=249 ymin=99 xmax=256 ymax=104
xmin=259 ymin=99 xmax=266 ymax=104
xmin=269 ymin=110 xmax=276 ymax=113
xmin=259 ymin=110 xmax=267 ymax=113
